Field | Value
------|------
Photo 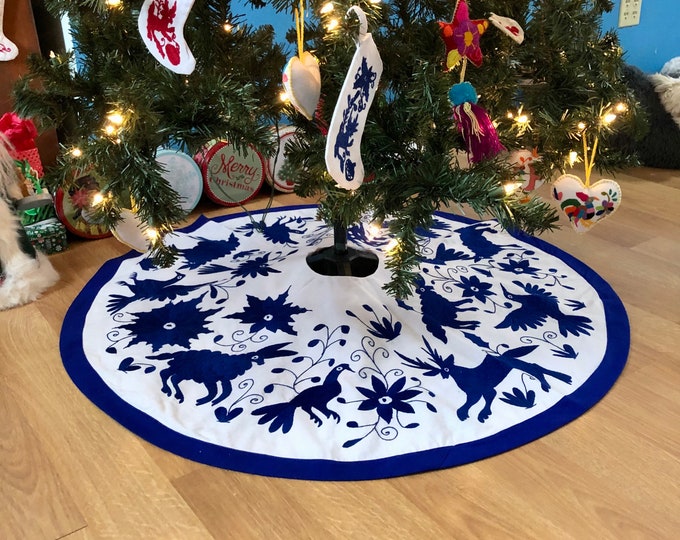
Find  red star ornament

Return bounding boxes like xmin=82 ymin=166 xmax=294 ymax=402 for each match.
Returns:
xmin=438 ymin=0 xmax=489 ymax=70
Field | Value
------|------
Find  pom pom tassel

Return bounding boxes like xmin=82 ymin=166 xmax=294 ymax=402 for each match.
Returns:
xmin=449 ymin=82 xmax=506 ymax=163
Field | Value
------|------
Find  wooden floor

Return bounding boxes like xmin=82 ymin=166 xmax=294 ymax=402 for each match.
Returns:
xmin=2 ymin=167 xmax=679 ymax=539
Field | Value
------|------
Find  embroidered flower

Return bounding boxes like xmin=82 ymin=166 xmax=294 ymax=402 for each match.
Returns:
xmin=227 ymin=289 xmax=308 ymax=335
xmin=357 ymin=376 xmax=420 ymax=423
xmin=497 ymin=258 xmax=539 ymax=276
xmin=455 ymin=274 xmax=494 ymax=303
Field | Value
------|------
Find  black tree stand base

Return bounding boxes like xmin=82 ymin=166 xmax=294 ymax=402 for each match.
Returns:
xmin=306 ymin=222 xmax=379 ymax=278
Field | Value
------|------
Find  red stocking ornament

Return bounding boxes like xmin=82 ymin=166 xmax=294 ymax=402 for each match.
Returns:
xmin=138 ymin=0 xmax=196 ymax=75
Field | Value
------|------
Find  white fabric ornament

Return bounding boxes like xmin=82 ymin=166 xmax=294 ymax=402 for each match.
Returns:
xmin=488 ymin=13 xmax=524 ymax=44
xmin=325 ymin=6 xmax=382 ymax=190
xmin=138 ymin=0 xmax=196 ymax=75
xmin=0 ymin=0 xmax=18 ymax=61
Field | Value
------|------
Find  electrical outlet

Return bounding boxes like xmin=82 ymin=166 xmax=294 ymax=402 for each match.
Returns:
xmin=619 ymin=0 xmax=642 ymax=27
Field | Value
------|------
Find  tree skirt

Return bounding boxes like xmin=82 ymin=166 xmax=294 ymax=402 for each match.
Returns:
xmin=61 ymin=205 xmax=629 ymax=481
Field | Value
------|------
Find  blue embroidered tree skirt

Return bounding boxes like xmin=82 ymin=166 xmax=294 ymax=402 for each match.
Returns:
xmin=61 ymin=206 xmax=629 ymax=480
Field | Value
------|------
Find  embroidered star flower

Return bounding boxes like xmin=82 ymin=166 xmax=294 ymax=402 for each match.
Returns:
xmin=119 ymin=296 xmax=219 ymax=351
xmin=231 ymin=254 xmax=281 ymax=279
xmin=226 ymin=289 xmax=309 ymax=335
xmin=357 ymin=376 xmax=420 ymax=423
xmin=498 ymin=258 xmax=540 ymax=276
xmin=456 ymin=275 xmax=494 ymax=303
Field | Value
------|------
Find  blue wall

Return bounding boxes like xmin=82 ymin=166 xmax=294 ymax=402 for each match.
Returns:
xmin=602 ymin=0 xmax=680 ymax=73
xmin=236 ymin=1 xmax=679 ymax=73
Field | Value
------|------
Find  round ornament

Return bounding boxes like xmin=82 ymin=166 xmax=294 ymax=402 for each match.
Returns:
xmin=156 ymin=149 xmax=203 ymax=213
xmin=198 ymin=141 xmax=265 ymax=207
xmin=54 ymin=174 xmax=111 ymax=239
xmin=266 ymin=126 xmax=298 ymax=193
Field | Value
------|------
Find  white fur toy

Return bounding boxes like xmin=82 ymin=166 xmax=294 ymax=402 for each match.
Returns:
xmin=649 ymin=72 xmax=680 ymax=130
xmin=0 ymin=133 xmax=58 ymax=310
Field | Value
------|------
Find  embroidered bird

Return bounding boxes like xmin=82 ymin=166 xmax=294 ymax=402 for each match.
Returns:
xmin=411 ymin=276 xmax=479 ymax=343
xmin=496 ymin=280 xmax=594 ymax=337
xmin=106 ymin=271 xmax=191 ymax=313
xmin=252 ymin=363 xmax=354 ymax=433
xmin=178 ymin=233 xmax=240 ymax=269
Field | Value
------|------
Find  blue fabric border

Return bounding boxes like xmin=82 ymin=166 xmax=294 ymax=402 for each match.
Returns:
xmin=60 ymin=205 xmax=629 ymax=481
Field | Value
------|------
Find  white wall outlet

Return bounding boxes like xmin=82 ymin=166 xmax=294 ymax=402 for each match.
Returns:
xmin=619 ymin=0 xmax=642 ymax=27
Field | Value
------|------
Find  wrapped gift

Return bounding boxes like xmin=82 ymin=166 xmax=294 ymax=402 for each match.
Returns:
xmin=0 ymin=112 xmax=44 ymax=178
xmin=24 ymin=218 xmax=68 ymax=255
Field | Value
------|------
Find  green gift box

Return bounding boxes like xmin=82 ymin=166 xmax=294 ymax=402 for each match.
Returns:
xmin=24 ymin=218 xmax=68 ymax=255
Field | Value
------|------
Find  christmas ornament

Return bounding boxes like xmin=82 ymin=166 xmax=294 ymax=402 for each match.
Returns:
xmin=156 ymin=149 xmax=203 ymax=212
xmin=0 ymin=0 xmax=18 ymax=62
xmin=196 ymin=140 xmax=265 ymax=207
xmin=325 ymin=6 xmax=383 ymax=190
xmin=266 ymin=126 xmax=298 ymax=193
xmin=438 ymin=0 xmax=488 ymax=70
xmin=54 ymin=174 xmax=111 ymax=239
xmin=282 ymin=1 xmax=321 ymax=120
xmin=508 ymin=148 xmax=543 ymax=192
xmin=449 ymin=82 xmax=505 ymax=163
xmin=552 ymin=117 xmax=622 ymax=232
xmin=553 ymin=174 xmax=621 ymax=233
xmin=138 ymin=0 xmax=196 ymax=75
xmin=489 ymin=13 xmax=525 ymax=44
xmin=111 ymin=208 xmax=152 ymax=252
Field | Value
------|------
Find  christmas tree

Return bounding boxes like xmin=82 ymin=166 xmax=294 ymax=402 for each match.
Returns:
xmin=13 ymin=0 xmax=639 ymax=297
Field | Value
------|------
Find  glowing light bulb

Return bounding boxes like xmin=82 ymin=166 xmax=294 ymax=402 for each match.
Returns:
xmin=506 ymin=112 xmax=514 ymax=119
xmin=326 ymin=18 xmax=340 ymax=31
xmin=105 ymin=0 xmax=121 ymax=7
xmin=516 ymin=114 xmax=529 ymax=125
xmin=91 ymin=192 xmax=105 ymax=206
xmin=368 ymin=0 xmax=382 ymax=4
xmin=504 ymin=182 xmax=523 ymax=196
xmin=279 ymin=91 xmax=290 ymax=102
xmin=104 ymin=124 xmax=116 ymax=136
xmin=146 ymin=228 xmax=159 ymax=242
xmin=577 ymin=122 xmax=586 ymax=131
xmin=320 ymin=2 xmax=334 ymax=14
xmin=615 ymin=102 xmax=627 ymax=113
xmin=71 ymin=147 xmax=82 ymax=157
xmin=107 ymin=112 xmax=124 ymax=126
xmin=569 ymin=151 xmax=579 ymax=167
xmin=603 ymin=113 xmax=617 ymax=124
xmin=223 ymin=22 xmax=233 ymax=32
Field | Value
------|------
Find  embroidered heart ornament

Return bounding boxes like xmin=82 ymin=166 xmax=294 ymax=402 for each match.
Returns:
xmin=282 ymin=51 xmax=321 ymax=120
xmin=552 ymin=174 xmax=622 ymax=233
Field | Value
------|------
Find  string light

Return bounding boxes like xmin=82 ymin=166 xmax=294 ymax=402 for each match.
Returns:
xmin=603 ymin=112 xmax=617 ymax=124
xmin=516 ymin=113 xmax=529 ymax=125
xmin=91 ymin=192 xmax=105 ymax=206
xmin=279 ymin=90 xmax=290 ymax=102
xmin=326 ymin=18 xmax=340 ymax=31
xmin=506 ymin=112 xmax=514 ymax=119
xmin=504 ymin=182 xmax=523 ymax=196
xmin=146 ymin=228 xmax=159 ymax=242
xmin=70 ymin=147 xmax=82 ymax=157
xmin=320 ymin=2 xmax=334 ymax=14
xmin=105 ymin=0 xmax=122 ymax=7
xmin=223 ymin=22 xmax=234 ymax=32
xmin=577 ymin=121 xmax=586 ymax=131
xmin=615 ymin=102 xmax=628 ymax=113
xmin=569 ymin=151 xmax=579 ymax=166
xmin=385 ymin=238 xmax=400 ymax=254
xmin=104 ymin=124 xmax=116 ymax=136
xmin=367 ymin=219 xmax=383 ymax=239
xmin=107 ymin=112 xmax=124 ymax=126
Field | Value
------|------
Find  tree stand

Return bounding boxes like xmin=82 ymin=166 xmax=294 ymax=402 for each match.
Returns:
xmin=306 ymin=222 xmax=379 ymax=278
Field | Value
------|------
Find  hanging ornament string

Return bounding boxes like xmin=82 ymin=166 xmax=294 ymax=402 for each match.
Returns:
xmin=581 ymin=128 xmax=599 ymax=188
xmin=282 ymin=0 xmax=321 ymax=120
xmin=295 ymin=0 xmax=305 ymax=59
